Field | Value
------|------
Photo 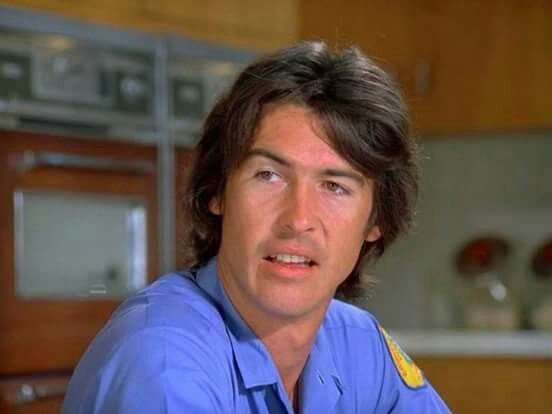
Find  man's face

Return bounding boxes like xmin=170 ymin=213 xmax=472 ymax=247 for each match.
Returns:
xmin=211 ymin=104 xmax=380 ymax=325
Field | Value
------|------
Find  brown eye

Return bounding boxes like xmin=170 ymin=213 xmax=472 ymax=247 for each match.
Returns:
xmin=323 ymin=181 xmax=349 ymax=195
xmin=255 ymin=170 xmax=279 ymax=182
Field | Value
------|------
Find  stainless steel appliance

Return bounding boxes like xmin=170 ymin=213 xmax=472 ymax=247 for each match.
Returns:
xmin=0 ymin=7 xmax=160 ymax=413
xmin=0 ymin=8 xmax=158 ymax=143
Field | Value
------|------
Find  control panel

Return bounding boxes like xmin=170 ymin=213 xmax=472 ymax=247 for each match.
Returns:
xmin=0 ymin=29 xmax=157 ymax=142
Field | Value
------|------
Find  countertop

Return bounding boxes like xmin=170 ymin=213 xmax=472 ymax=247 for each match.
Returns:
xmin=391 ymin=330 xmax=552 ymax=357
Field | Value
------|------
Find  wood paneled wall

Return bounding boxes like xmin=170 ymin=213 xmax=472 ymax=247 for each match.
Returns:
xmin=1 ymin=0 xmax=299 ymax=50
xmin=300 ymin=0 xmax=552 ymax=135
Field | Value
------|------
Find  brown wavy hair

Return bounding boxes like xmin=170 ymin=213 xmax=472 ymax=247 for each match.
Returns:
xmin=181 ymin=41 xmax=418 ymax=297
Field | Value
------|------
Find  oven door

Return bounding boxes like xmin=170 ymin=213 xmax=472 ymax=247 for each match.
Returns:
xmin=0 ymin=131 xmax=158 ymax=380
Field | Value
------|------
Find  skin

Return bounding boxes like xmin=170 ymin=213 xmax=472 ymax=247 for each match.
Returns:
xmin=210 ymin=103 xmax=380 ymax=408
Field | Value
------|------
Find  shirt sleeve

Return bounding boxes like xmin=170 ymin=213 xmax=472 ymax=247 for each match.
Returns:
xmin=64 ymin=328 xmax=231 ymax=414
xmin=376 ymin=325 xmax=451 ymax=414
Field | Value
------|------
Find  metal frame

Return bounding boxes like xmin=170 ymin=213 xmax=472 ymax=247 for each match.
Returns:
xmin=154 ymin=40 xmax=175 ymax=274
xmin=15 ymin=150 xmax=155 ymax=174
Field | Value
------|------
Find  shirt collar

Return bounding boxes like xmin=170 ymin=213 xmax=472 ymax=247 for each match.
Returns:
xmin=195 ymin=257 xmax=280 ymax=388
xmin=299 ymin=324 xmax=344 ymax=412
xmin=194 ymin=256 xmax=344 ymax=408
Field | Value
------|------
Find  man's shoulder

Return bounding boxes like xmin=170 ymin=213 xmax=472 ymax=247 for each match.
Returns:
xmin=321 ymin=299 xmax=387 ymax=361
xmin=78 ymin=272 xmax=231 ymax=373
xmin=63 ymin=272 xmax=234 ymax=413
xmin=104 ymin=272 xmax=228 ymax=343
xmin=324 ymin=298 xmax=381 ymax=333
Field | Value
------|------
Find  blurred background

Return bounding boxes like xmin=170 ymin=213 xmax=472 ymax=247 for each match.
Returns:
xmin=0 ymin=1 xmax=550 ymax=412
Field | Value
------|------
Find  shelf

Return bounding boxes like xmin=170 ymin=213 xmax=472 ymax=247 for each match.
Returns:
xmin=391 ymin=330 xmax=552 ymax=358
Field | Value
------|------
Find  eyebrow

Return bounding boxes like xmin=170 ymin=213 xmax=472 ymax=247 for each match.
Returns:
xmin=244 ymin=148 xmax=291 ymax=167
xmin=243 ymin=148 xmax=366 ymax=186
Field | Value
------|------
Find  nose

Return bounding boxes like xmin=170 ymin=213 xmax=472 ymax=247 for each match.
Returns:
xmin=276 ymin=181 xmax=317 ymax=236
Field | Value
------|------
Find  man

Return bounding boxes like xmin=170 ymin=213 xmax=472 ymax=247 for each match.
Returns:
xmin=63 ymin=41 xmax=450 ymax=413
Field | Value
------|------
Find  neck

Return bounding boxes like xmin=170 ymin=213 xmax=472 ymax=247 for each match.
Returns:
xmin=251 ymin=310 xmax=327 ymax=408
xmin=264 ymin=323 xmax=314 ymax=398
xmin=215 ymin=260 xmax=330 ymax=407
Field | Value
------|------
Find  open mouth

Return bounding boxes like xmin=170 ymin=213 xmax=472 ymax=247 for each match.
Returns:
xmin=264 ymin=254 xmax=316 ymax=267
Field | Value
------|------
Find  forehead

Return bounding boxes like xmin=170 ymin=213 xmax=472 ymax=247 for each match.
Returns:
xmin=248 ymin=103 xmax=355 ymax=170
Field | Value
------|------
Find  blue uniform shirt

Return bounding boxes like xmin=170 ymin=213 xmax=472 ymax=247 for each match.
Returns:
xmin=63 ymin=258 xmax=450 ymax=413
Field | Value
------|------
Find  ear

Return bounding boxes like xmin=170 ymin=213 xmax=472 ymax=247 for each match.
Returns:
xmin=209 ymin=196 xmax=223 ymax=216
xmin=364 ymin=225 xmax=381 ymax=243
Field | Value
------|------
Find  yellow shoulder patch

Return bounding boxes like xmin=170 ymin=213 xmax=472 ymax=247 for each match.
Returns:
xmin=379 ymin=325 xmax=425 ymax=389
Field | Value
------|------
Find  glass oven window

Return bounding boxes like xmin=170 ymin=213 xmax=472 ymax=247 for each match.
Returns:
xmin=14 ymin=189 xmax=147 ymax=299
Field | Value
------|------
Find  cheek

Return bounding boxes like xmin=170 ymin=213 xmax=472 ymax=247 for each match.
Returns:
xmin=221 ymin=189 xmax=274 ymax=245
xmin=328 ymin=210 xmax=371 ymax=260
xmin=324 ymin=200 xmax=372 ymax=235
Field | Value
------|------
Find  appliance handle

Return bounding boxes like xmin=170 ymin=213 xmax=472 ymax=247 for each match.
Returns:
xmin=16 ymin=150 xmax=155 ymax=175
xmin=12 ymin=383 xmax=67 ymax=405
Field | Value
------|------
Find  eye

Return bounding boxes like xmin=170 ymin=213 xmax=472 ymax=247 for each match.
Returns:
xmin=323 ymin=181 xmax=350 ymax=196
xmin=254 ymin=170 xmax=280 ymax=183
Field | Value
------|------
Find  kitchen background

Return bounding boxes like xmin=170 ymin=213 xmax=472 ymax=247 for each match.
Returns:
xmin=0 ymin=1 xmax=551 ymax=413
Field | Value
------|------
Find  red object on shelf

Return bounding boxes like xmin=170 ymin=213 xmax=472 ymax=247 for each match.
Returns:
xmin=531 ymin=239 xmax=552 ymax=279
xmin=455 ymin=236 xmax=510 ymax=278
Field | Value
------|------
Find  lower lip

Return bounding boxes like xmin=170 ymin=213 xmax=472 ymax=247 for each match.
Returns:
xmin=262 ymin=258 xmax=316 ymax=279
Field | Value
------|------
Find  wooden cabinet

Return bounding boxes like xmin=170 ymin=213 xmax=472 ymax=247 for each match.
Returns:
xmin=416 ymin=356 xmax=552 ymax=413
xmin=2 ymin=0 xmax=299 ymax=50
xmin=300 ymin=0 xmax=552 ymax=135
xmin=141 ymin=0 xmax=298 ymax=51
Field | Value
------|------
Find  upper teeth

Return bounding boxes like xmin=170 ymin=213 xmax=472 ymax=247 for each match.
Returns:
xmin=272 ymin=254 xmax=311 ymax=264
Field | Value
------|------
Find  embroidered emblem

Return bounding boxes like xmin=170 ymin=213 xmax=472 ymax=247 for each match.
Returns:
xmin=379 ymin=325 xmax=425 ymax=389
